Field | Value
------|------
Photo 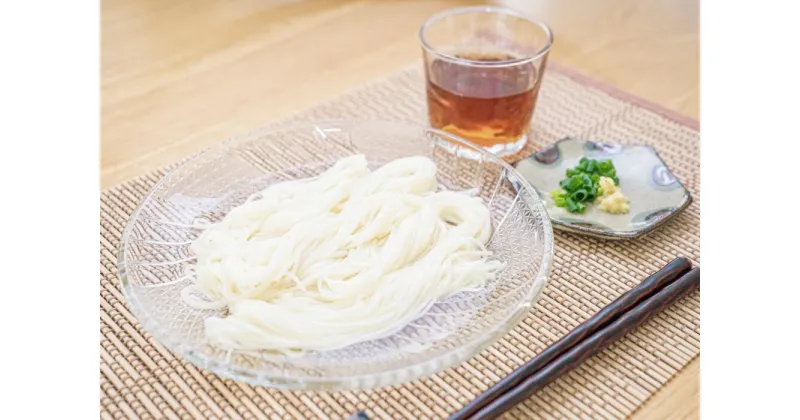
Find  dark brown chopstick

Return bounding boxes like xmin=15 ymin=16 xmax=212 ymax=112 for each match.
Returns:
xmin=450 ymin=257 xmax=693 ymax=420
xmin=466 ymin=266 xmax=700 ymax=419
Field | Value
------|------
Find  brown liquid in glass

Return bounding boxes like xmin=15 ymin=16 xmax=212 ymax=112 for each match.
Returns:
xmin=426 ymin=53 xmax=539 ymax=149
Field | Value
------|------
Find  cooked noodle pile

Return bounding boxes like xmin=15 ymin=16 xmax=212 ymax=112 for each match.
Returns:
xmin=182 ymin=154 xmax=502 ymax=352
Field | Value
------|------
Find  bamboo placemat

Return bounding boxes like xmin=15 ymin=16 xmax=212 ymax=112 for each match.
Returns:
xmin=100 ymin=64 xmax=700 ymax=420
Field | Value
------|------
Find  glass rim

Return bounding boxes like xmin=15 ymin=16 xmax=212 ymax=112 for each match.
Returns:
xmin=419 ymin=6 xmax=554 ymax=68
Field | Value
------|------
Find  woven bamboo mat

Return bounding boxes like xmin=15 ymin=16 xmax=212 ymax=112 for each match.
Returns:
xmin=100 ymin=64 xmax=700 ymax=420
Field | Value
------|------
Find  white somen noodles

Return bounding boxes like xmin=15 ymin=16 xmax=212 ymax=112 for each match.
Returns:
xmin=182 ymin=154 xmax=503 ymax=352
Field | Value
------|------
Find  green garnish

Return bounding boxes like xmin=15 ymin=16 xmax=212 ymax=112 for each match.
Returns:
xmin=550 ymin=157 xmax=619 ymax=213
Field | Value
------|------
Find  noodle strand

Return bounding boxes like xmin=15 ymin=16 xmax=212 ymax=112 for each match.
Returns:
xmin=183 ymin=155 xmax=503 ymax=352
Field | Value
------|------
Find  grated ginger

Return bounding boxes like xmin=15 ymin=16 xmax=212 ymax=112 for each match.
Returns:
xmin=596 ymin=176 xmax=630 ymax=214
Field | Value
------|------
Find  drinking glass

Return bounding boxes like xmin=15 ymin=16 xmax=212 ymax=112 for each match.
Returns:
xmin=420 ymin=7 xmax=553 ymax=157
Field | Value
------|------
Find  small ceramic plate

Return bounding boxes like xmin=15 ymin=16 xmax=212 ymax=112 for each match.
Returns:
xmin=513 ymin=137 xmax=692 ymax=240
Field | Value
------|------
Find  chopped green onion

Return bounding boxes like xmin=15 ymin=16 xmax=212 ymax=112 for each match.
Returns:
xmin=550 ymin=189 xmax=568 ymax=208
xmin=565 ymin=197 xmax=579 ymax=213
xmin=580 ymin=173 xmax=593 ymax=188
xmin=566 ymin=176 xmax=583 ymax=190
xmin=571 ymin=189 xmax=589 ymax=202
xmin=552 ymin=157 xmax=620 ymax=213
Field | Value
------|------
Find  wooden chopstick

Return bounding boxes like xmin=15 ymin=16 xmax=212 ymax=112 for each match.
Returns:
xmin=463 ymin=266 xmax=700 ymax=419
xmin=450 ymin=257 xmax=693 ymax=420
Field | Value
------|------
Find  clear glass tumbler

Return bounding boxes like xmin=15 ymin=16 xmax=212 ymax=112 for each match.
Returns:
xmin=420 ymin=6 xmax=553 ymax=157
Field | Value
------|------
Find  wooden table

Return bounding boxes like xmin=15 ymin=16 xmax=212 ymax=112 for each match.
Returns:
xmin=101 ymin=0 xmax=699 ymax=418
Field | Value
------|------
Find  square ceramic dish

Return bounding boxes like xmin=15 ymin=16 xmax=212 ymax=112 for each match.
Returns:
xmin=513 ymin=137 xmax=692 ymax=240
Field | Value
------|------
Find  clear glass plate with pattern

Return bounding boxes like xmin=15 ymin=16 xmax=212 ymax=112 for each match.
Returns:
xmin=118 ymin=120 xmax=553 ymax=390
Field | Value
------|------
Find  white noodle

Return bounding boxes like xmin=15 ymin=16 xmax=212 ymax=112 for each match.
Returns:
xmin=183 ymin=154 xmax=503 ymax=352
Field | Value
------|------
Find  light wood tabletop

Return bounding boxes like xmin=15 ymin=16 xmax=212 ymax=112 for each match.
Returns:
xmin=101 ymin=0 xmax=699 ymax=418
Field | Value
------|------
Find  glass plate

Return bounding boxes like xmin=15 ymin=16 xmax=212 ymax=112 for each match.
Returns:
xmin=118 ymin=120 xmax=553 ymax=390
